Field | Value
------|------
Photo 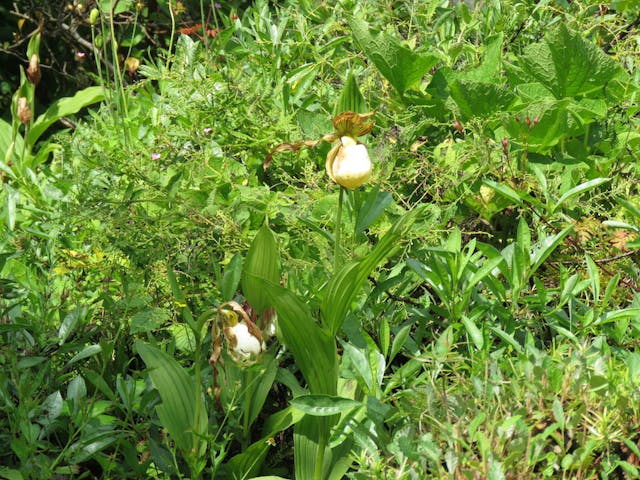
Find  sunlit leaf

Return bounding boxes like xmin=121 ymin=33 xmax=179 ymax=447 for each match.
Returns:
xmin=350 ymin=18 xmax=438 ymax=96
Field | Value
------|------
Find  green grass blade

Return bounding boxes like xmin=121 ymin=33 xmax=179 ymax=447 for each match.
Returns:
xmin=553 ymin=178 xmax=611 ymax=213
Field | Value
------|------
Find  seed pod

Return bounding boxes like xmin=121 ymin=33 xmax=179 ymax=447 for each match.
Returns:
xmin=124 ymin=57 xmax=140 ymax=76
xmin=26 ymin=54 xmax=41 ymax=85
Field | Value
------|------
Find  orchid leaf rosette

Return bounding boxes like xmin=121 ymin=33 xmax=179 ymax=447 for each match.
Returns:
xmin=265 ymin=111 xmax=375 ymax=189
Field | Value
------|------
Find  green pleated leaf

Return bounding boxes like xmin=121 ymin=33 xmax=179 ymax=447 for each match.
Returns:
xmin=291 ymin=395 xmax=362 ymax=417
xmin=226 ymin=407 xmax=303 ymax=479
xmin=515 ymin=23 xmax=622 ymax=99
xmin=294 ymin=415 xmax=326 ymax=480
xmin=256 ymin=279 xmax=337 ymax=396
xmin=248 ymin=354 xmax=279 ymax=427
xmin=136 ymin=342 xmax=207 ymax=455
xmin=242 ymin=225 xmax=281 ymax=314
xmin=335 ymin=71 xmax=368 ymax=115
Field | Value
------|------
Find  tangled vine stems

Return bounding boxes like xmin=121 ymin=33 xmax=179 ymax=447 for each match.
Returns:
xmin=523 ymin=196 xmax=640 ymax=295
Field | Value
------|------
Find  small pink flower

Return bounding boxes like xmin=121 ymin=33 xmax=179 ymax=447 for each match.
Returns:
xmin=203 ymin=127 xmax=213 ymax=134
xmin=151 ymin=153 xmax=161 ymax=160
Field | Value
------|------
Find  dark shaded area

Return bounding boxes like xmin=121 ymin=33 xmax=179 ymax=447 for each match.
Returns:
xmin=0 ymin=0 xmax=254 ymax=122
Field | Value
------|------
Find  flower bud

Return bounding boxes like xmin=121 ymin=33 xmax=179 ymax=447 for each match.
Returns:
xmin=89 ymin=8 xmax=99 ymax=25
xmin=124 ymin=57 xmax=140 ymax=76
xmin=26 ymin=54 xmax=41 ymax=85
xmin=17 ymin=97 xmax=32 ymax=125
xmin=326 ymin=136 xmax=372 ymax=189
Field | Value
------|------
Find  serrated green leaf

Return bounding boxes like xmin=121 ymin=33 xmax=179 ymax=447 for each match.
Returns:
xmin=515 ymin=24 xmax=622 ymax=99
xmin=350 ymin=18 xmax=438 ymax=96
xmin=449 ymin=79 xmax=515 ymax=119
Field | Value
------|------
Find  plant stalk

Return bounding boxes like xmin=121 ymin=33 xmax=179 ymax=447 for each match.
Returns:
xmin=314 ymin=419 xmax=327 ymax=480
xmin=334 ymin=187 xmax=345 ymax=272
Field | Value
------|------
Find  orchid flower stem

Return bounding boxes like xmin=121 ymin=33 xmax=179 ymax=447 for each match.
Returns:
xmin=242 ymin=368 xmax=254 ymax=450
xmin=334 ymin=187 xmax=345 ymax=272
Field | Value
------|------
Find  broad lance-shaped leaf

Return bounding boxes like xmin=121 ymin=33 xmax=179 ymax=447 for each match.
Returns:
xmin=242 ymin=225 xmax=281 ymax=314
xmin=225 ymin=406 xmax=304 ymax=479
xmin=255 ymin=276 xmax=338 ymax=396
xmin=253 ymin=280 xmax=343 ymax=477
xmin=136 ymin=342 xmax=207 ymax=455
xmin=350 ymin=18 xmax=438 ymax=96
xmin=26 ymin=86 xmax=104 ymax=147
xmin=322 ymin=204 xmax=431 ymax=336
xmin=291 ymin=395 xmax=362 ymax=417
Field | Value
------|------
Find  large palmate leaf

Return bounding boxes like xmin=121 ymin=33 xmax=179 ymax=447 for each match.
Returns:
xmin=448 ymin=79 xmax=515 ymax=119
xmin=502 ymin=97 xmax=607 ymax=152
xmin=350 ymin=18 xmax=438 ymax=96
xmin=136 ymin=342 xmax=207 ymax=455
xmin=514 ymin=23 xmax=622 ymax=99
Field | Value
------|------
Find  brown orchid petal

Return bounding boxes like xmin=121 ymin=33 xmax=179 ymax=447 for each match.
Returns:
xmin=264 ymin=139 xmax=321 ymax=170
xmin=332 ymin=111 xmax=375 ymax=138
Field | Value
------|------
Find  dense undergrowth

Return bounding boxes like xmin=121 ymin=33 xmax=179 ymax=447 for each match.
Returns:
xmin=2 ymin=1 xmax=640 ymax=479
